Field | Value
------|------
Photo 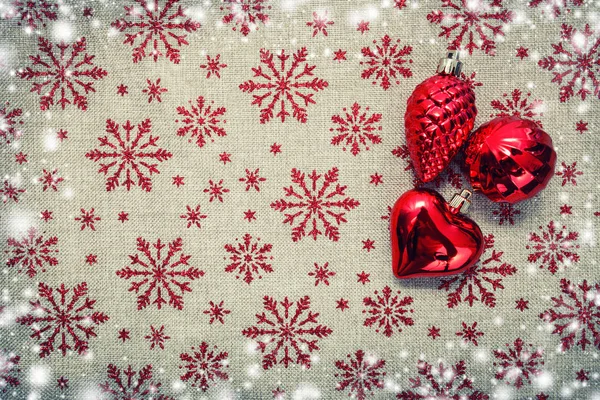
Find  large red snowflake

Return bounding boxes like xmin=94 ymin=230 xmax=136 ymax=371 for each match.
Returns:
xmin=5 ymin=227 xmax=58 ymax=278
xmin=438 ymin=234 xmax=517 ymax=308
xmin=330 ymin=102 xmax=382 ymax=156
xmin=239 ymin=47 xmax=328 ymax=123
xmin=99 ymin=363 xmax=174 ymax=399
xmin=397 ymin=359 xmax=489 ymax=399
xmin=538 ymin=23 xmax=600 ymax=102
xmin=179 ymin=342 xmax=229 ymax=391
xmin=334 ymin=349 xmax=386 ymax=400
xmin=111 ymin=0 xmax=201 ymax=64
xmin=490 ymin=89 xmax=544 ymax=127
xmin=526 ymin=221 xmax=580 ymax=274
xmin=18 ymin=37 xmax=107 ymax=111
xmin=224 ymin=233 xmax=273 ymax=284
xmin=242 ymin=295 xmax=332 ymax=369
xmin=493 ymin=338 xmax=545 ymax=389
xmin=539 ymin=278 xmax=600 ymax=351
xmin=362 ymin=286 xmax=414 ymax=338
xmin=1 ymin=0 xmax=58 ymax=29
xmin=0 ymin=350 xmax=20 ymax=391
xmin=0 ymin=103 xmax=23 ymax=145
xmin=221 ymin=0 xmax=270 ymax=36
xmin=116 ymin=237 xmax=204 ymax=310
xmin=175 ymin=96 xmax=227 ymax=148
xmin=16 ymin=282 xmax=109 ymax=358
xmin=360 ymin=34 xmax=413 ymax=90
xmin=270 ymin=167 xmax=360 ymax=242
xmin=427 ymin=0 xmax=514 ymax=56
xmin=86 ymin=118 xmax=172 ymax=192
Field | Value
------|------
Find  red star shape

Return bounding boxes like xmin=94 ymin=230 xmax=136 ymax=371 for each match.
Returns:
xmin=336 ymin=298 xmax=349 ymax=311
xmin=117 ymin=84 xmax=128 ymax=96
xmin=56 ymin=129 xmax=68 ymax=141
xmin=427 ymin=325 xmax=441 ymax=339
xmin=15 ymin=152 xmax=28 ymax=164
xmin=40 ymin=210 xmax=53 ymax=222
xmin=172 ymin=175 xmax=185 ymax=187
xmin=516 ymin=46 xmax=529 ymax=59
xmin=243 ymin=209 xmax=257 ymax=222
xmin=333 ymin=49 xmax=347 ymax=61
xmin=575 ymin=120 xmax=588 ymax=134
xmin=83 ymin=7 xmax=93 ymax=17
xmin=369 ymin=173 xmax=383 ymax=186
xmin=56 ymin=376 xmax=69 ymax=390
xmin=85 ymin=254 xmax=98 ymax=266
xmin=219 ymin=152 xmax=232 ymax=164
xmin=357 ymin=20 xmax=370 ymax=34
xmin=576 ymin=369 xmax=589 ymax=381
xmin=560 ymin=204 xmax=572 ymax=215
xmin=118 ymin=211 xmax=129 ymax=222
xmin=270 ymin=143 xmax=282 ymax=156
xmin=515 ymin=298 xmax=529 ymax=311
xmin=357 ymin=271 xmax=370 ymax=284
xmin=362 ymin=239 xmax=375 ymax=252
xmin=118 ymin=329 xmax=130 ymax=342
xmin=536 ymin=393 xmax=549 ymax=400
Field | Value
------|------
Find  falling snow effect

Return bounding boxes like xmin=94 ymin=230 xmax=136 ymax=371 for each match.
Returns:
xmin=221 ymin=0 xmax=270 ymax=36
xmin=5 ymin=227 xmax=58 ymax=278
xmin=1 ymin=179 xmax=25 ymax=203
xmin=0 ymin=0 xmax=58 ymax=28
xmin=493 ymin=338 xmax=545 ymax=389
xmin=0 ymin=103 xmax=23 ymax=145
xmin=98 ymin=363 xmax=174 ymax=399
xmin=334 ymin=349 xmax=386 ymax=400
xmin=0 ymin=350 xmax=20 ymax=391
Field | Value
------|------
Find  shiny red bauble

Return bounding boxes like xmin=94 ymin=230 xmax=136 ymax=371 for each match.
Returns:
xmin=465 ymin=116 xmax=557 ymax=204
xmin=390 ymin=188 xmax=484 ymax=279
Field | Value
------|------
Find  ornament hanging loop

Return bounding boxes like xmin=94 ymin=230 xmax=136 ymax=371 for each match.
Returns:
xmin=449 ymin=189 xmax=472 ymax=213
xmin=437 ymin=50 xmax=463 ymax=76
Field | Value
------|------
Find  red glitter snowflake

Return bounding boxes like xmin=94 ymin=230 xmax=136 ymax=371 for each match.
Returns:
xmin=490 ymin=89 xmax=544 ymax=127
xmin=493 ymin=203 xmax=521 ymax=225
xmin=0 ymin=350 xmax=20 ymax=391
xmin=308 ymin=262 xmax=335 ymax=286
xmin=493 ymin=338 xmax=544 ymax=389
xmin=306 ymin=11 xmax=334 ymax=37
xmin=427 ymin=0 xmax=514 ymax=56
xmin=16 ymin=282 xmax=109 ymax=358
xmin=175 ymin=96 xmax=227 ymax=148
xmin=145 ymin=325 xmax=170 ymax=350
xmin=334 ymin=349 xmax=386 ymax=400
xmin=397 ymin=359 xmax=489 ymax=399
xmin=224 ymin=233 xmax=273 ymax=284
xmin=1 ymin=0 xmax=57 ymax=29
xmin=111 ymin=0 xmax=200 ymax=64
xmin=360 ymin=35 xmax=413 ymax=90
xmin=540 ymin=278 xmax=600 ymax=351
xmin=438 ymin=234 xmax=517 ymax=308
xmin=538 ymin=23 xmax=600 ymax=102
xmin=86 ymin=118 xmax=172 ymax=192
xmin=271 ymin=167 xmax=360 ymax=242
xmin=142 ymin=78 xmax=167 ymax=103
xmin=394 ymin=0 xmax=407 ymax=8
xmin=203 ymin=179 xmax=229 ymax=202
xmin=362 ymin=286 xmax=414 ymax=338
xmin=99 ymin=363 xmax=173 ymax=399
xmin=203 ymin=300 xmax=231 ymax=324
xmin=242 ymin=295 xmax=332 ymax=369
xmin=39 ymin=168 xmax=63 ymax=191
xmin=180 ymin=204 xmax=207 ymax=229
xmin=75 ymin=208 xmax=100 ymax=230
xmin=179 ymin=342 xmax=229 ymax=391
xmin=221 ymin=0 xmax=270 ymax=36
xmin=330 ymin=102 xmax=382 ymax=156
xmin=575 ymin=120 xmax=588 ymax=134
xmin=6 ymin=227 xmax=58 ymax=278
xmin=529 ymin=0 xmax=586 ymax=18
xmin=239 ymin=47 xmax=328 ymax=123
xmin=527 ymin=221 xmax=580 ymax=274
xmin=555 ymin=161 xmax=583 ymax=186
xmin=0 ymin=103 xmax=23 ymax=145
xmin=239 ymin=168 xmax=266 ymax=191
xmin=116 ymin=237 xmax=204 ymax=310
xmin=1 ymin=180 xmax=25 ymax=203
xmin=18 ymin=37 xmax=107 ymax=111
xmin=200 ymin=54 xmax=227 ymax=79
xmin=456 ymin=321 xmax=484 ymax=346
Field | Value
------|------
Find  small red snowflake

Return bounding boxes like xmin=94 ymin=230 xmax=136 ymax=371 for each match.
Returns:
xmin=40 ymin=210 xmax=53 ymax=222
xmin=334 ymin=349 xmax=386 ymax=400
xmin=556 ymin=161 xmax=583 ymax=186
xmin=117 ymin=84 xmax=128 ymax=96
xmin=527 ymin=221 xmax=580 ymax=274
xmin=273 ymin=387 xmax=286 ymax=399
xmin=0 ymin=103 xmax=23 ymax=145
xmin=99 ymin=363 xmax=173 ymax=399
xmin=18 ymin=37 xmax=107 ymax=111
xmin=515 ymin=298 xmax=529 ymax=311
xmin=529 ymin=0 xmax=588 ymax=18
xmin=362 ymin=239 xmax=375 ymax=252
xmin=203 ymin=300 xmax=231 ymax=324
xmin=333 ymin=49 xmax=347 ymax=61
xmin=39 ymin=168 xmax=63 ymax=191
xmin=336 ymin=298 xmax=349 ymax=311
xmin=362 ymin=286 xmax=414 ymax=337
xmin=455 ymin=321 xmax=484 ymax=345
xmin=175 ymin=96 xmax=227 ymax=148
xmin=493 ymin=338 xmax=544 ymax=389
xmin=575 ymin=120 xmax=588 ymax=134
xmin=56 ymin=129 xmax=68 ymax=141
xmin=75 ymin=208 xmax=100 ymax=231
xmin=85 ymin=254 xmax=97 ymax=266
xmin=111 ymin=0 xmax=201 ymax=64
xmin=240 ymin=47 xmax=328 ymax=123
xmin=357 ymin=20 xmax=370 ymax=34
xmin=271 ymin=167 xmax=360 ymax=242
xmin=180 ymin=205 xmax=207 ymax=229
xmin=516 ymin=46 xmax=529 ymax=59
xmin=0 ymin=349 xmax=20 ymax=391
xmin=118 ymin=211 xmax=129 ymax=222
xmin=243 ymin=209 xmax=257 ymax=222
xmin=360 ymin=35 xmax=413 ymax=90
xmin=394 ymin=0 xmax=407 ymax=8
xmin=17 ymin=282 xmax=109 ymax=357
xmin=179 ymin=342 xmax=229 ymax=391
xmin=56 ymin=376 xmax=68 ymax=390
xmin=306 ymin=11 xmax=334 ymax=37
xmin=239 ymin=168 xmax=266 ymax=191
xmin=172 ymin=175 xmax=184 ymax=187
xmin=1 ymin=0 xmax=57 ymax=28
xmin=493 ymin=203 xmax=521 ymax=225
xmin=15 ymin=152 xmax=28 ymax=164
xmin=224 ymin=233 xmax=273 ymax=284
xmin=369 ymin=173 xmax=383 ymax=186
xmin=428 ymin=326 xmax=441 ymax=339
xmin=330 ymin=102 xmax=382 ymax=155
xmin=118 ymin=329 xmax=131 ymax=342
xmin=200 ymin=54 xmax=227 ymax=79
xmin=116 ymin=237 xmax=204 ymax=310
xmin=576 ymin=369 xmax=589 ymax=382
xmin=145 ymin=325 xmax=170 ymax=350
xmin=427 ymin=0 xmax=514 ymax=56
xmin=82 ymin=7 xmax=93 ymax=17
xmin=142 ymin=78 xmax=167 ymax=103
xmin=537 ymin=393 xmax=549 ymax=400
xmin=242 ymin=295 xmax=332 ymax=369
xmin=1 ymin=180 xmax=25 ymax=203
xmin=357 ymin=271 xmax=371 ymax=285
xmin=6 ymin=227 xmax=58 ymax=278
xmin=203 ymin=179 xmax=229 ymax=202
xmin=490 ymin=89 xmax=544 ymax=127
xmin=221 ymin=0 xmax=270 ymax=36
xmin=308 ymin=262 xmax=335 ymax=286
xmin=219 ymin=152 xmax=232 ymax=164
xmin=86 ymin=119 xmax=172 ymax=192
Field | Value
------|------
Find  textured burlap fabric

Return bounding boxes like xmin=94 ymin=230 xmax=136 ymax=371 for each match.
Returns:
xmin=0 ymin=0 xmax=599 ymax=398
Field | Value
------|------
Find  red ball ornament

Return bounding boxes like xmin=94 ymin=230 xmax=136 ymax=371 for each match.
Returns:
xmin=405 ymin=51 xmax=477 ymax=182
xmin=390 ymin=188 xmax=484 ymax=279
xmin=465 ymin=116 xmax=557 ymax=204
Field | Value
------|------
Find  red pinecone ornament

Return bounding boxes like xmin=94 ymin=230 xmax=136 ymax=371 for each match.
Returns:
xmin=405 ymin=51 xmax=477 ymax=182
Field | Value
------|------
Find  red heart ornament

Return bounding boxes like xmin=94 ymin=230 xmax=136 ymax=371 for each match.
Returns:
xmin=390 ymin=188 xmax=484 ymax=279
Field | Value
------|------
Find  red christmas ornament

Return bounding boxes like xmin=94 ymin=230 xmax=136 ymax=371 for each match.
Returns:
xmin=465 ymin=116 xmax=556 ymax=204
xmin=390 ymin=188 xmax=483 ymax=279
xmin=405 ymin=51 xmax=477 ymax=182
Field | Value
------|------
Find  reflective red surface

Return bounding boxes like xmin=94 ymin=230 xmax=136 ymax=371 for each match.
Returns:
xmin=465 ymin=116 xmax=556 ymax=204
xmin=405 ymin=73 xmax=477 ymax=182
xmin=390 ymin=188 xmax=484 ymax=279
